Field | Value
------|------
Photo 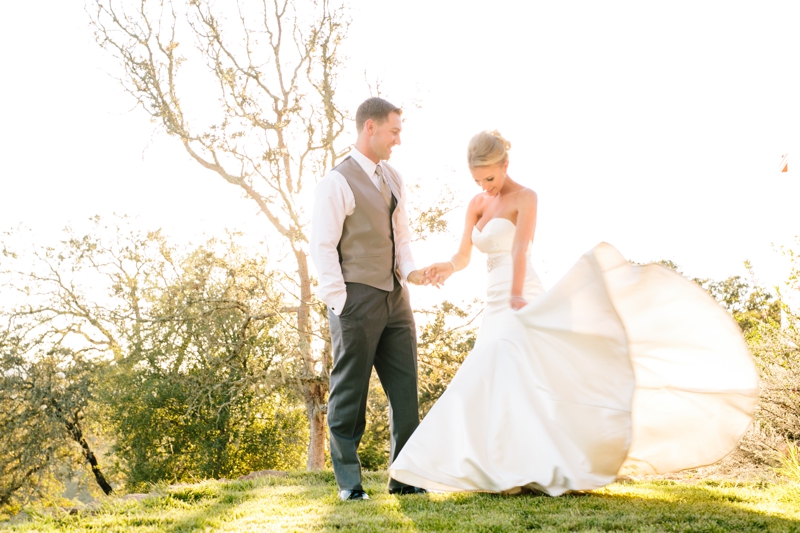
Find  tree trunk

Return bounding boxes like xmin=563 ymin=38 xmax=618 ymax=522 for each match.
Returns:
xmin=304 ymin=381 xmax=328 ymax=470
xmin=84 ymin=444 xmax=115 ymax=496
xmin=70 ymin=424 xmax=114 ymax=495
xmin=294 ymin=247 xmax=329 ymax=469
xmin=52 ymin=401 xmax=114 ymax=495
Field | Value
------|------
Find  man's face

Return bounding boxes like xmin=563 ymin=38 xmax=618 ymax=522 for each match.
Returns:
xmin=368 ymin=112 xmax=402 ymax=161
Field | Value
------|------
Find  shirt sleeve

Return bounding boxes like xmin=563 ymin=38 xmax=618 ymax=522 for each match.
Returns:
xmin=387 ymin=165 xmax=418 ymax=280
xmin=309 ymin=171 xmax=354 ymax=315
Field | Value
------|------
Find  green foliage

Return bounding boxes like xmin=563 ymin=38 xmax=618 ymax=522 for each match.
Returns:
xmin=651 ymin=259 xmax=781 ymax=333
xmin=696 ymin=273 xmax=781 ymax=334
xmin=0 ymin=220 xmax=310 ymax=503
xmin=107 ymin=378 xmax=307 ymax=489
xmin=97 ymin=231 xmax=309 ymax=486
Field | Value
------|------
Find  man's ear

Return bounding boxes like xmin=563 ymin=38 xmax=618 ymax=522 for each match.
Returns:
xmin=364 ymin=118 xmax=375 ymax=136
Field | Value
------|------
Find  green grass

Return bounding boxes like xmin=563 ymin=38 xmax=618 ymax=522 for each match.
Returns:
xmin=3 ymin=472 xmax=800 ymax=532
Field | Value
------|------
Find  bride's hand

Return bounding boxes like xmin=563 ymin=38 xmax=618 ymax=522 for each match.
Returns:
xmin=424 ymin=262 xmax=456 ymax=288
xmin=510 ymin=296 xmax=527 ymax=310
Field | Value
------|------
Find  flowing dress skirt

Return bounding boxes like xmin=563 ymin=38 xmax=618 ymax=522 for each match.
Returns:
xmin=389 ymin=243 xmax=758 ymax=495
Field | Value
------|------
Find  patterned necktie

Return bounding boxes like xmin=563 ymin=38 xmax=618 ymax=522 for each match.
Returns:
xmin=375 ymin=165 xmax=392 ymax=207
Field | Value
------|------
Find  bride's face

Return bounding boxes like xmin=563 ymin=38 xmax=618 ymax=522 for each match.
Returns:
xmin=470 ymin=161 xmax=509 ymax=196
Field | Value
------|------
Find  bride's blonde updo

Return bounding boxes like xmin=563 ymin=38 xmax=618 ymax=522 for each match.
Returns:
xmin=467 ymin=130 xmax=511 ymax=168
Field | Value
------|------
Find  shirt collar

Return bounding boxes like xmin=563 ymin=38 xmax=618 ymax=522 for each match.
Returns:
xmin=349 ymin=147 xmax=380 ymax=178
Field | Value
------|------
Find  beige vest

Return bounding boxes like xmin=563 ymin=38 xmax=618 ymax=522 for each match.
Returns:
xmin=336 ymin=157 xmax=401 ymax=292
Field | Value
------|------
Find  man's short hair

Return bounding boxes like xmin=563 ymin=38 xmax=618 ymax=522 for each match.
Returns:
xmin=355 ymin=97 xmax=402 ymax=132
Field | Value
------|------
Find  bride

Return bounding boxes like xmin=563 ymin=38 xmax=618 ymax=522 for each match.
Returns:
xmin=388 ymin=131 xmax=759 ymax=495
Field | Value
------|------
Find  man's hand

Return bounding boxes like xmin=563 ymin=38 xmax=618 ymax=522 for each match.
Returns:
xmin=407 ymin=269 xmax=429 ymax=286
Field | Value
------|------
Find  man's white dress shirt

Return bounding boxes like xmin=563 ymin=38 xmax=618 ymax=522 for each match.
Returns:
xmin=310 ymin=148 xmax=417 ymax=315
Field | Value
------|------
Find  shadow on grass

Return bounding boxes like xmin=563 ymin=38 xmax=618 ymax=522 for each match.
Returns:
xmin=24 ymin=479 xmax=271 ymax=533
xmin=63 ymin=480 xmax=263 ymax=533
xmin=155 ymin=481 xmax=259 ymax=533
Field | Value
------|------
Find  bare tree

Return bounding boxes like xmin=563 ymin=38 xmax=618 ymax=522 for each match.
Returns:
xmin=88 ymin=0 xmax=349 ymax=468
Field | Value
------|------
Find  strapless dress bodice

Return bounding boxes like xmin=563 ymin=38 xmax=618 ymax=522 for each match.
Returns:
xmin=472 ymin=217 xmax=516 ymax=254
xmin=471 ymin=218 xmax=543 ymax=304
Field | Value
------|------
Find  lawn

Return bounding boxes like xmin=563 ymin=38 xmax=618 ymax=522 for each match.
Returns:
xmin=2 ymin=471 xmax=799 ymax=532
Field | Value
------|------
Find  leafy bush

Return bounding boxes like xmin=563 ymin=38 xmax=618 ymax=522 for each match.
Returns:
xmin=0 ymin=221 xmax=310 ymax=503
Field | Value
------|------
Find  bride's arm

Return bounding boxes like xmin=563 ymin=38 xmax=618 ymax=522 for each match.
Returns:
xmin=510 ymin=190 xmax=538 ymax=309
xmin=425 ymin=196 xmax=481 ymax=286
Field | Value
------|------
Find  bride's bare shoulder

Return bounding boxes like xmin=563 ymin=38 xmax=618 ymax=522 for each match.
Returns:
xmin=469 ymin=192 xmax=491 ymax=203
xmin=467 ymin=192 xmax=490 ymax=212
xmin=520 ymin=187 xmax=538 ymax=202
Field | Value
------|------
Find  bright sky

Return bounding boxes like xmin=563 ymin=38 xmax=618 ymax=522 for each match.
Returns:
xmin=1 ymin=1 xmax=798 ymax=309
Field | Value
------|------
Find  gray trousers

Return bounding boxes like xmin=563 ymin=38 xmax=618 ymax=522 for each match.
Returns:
xmin=327 ymin=281 xmax=419 ymax=491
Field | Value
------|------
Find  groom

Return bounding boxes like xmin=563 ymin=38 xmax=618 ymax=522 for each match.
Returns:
xmin=310 ymin=97 xmax=429 ymax=501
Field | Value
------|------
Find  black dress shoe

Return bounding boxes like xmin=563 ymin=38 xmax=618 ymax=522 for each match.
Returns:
xmin=338 ymin=489 xmax=369 ymax=501
xmin=388 ymin=486 xmax=428 ymax=495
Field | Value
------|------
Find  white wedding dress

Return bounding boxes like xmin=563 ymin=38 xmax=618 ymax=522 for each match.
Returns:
xmin=389 ymin=218 xmax=759 ymax=495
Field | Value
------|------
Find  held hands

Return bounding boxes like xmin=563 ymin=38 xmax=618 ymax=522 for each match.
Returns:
xmin=406 ymin=263 xmax=456 ymax=288
xmin=407 ymin=269 xmax=430 ymax=286
xmin=423 ymin=262 xmax=456 ymax=288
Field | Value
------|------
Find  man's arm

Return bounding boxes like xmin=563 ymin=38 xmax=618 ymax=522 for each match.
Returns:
xmin=309 ymin=172 xmax=352 ymax=315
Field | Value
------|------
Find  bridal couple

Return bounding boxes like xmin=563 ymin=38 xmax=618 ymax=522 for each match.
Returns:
xmin=309 ymin=97 xmax=759 ymax=501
